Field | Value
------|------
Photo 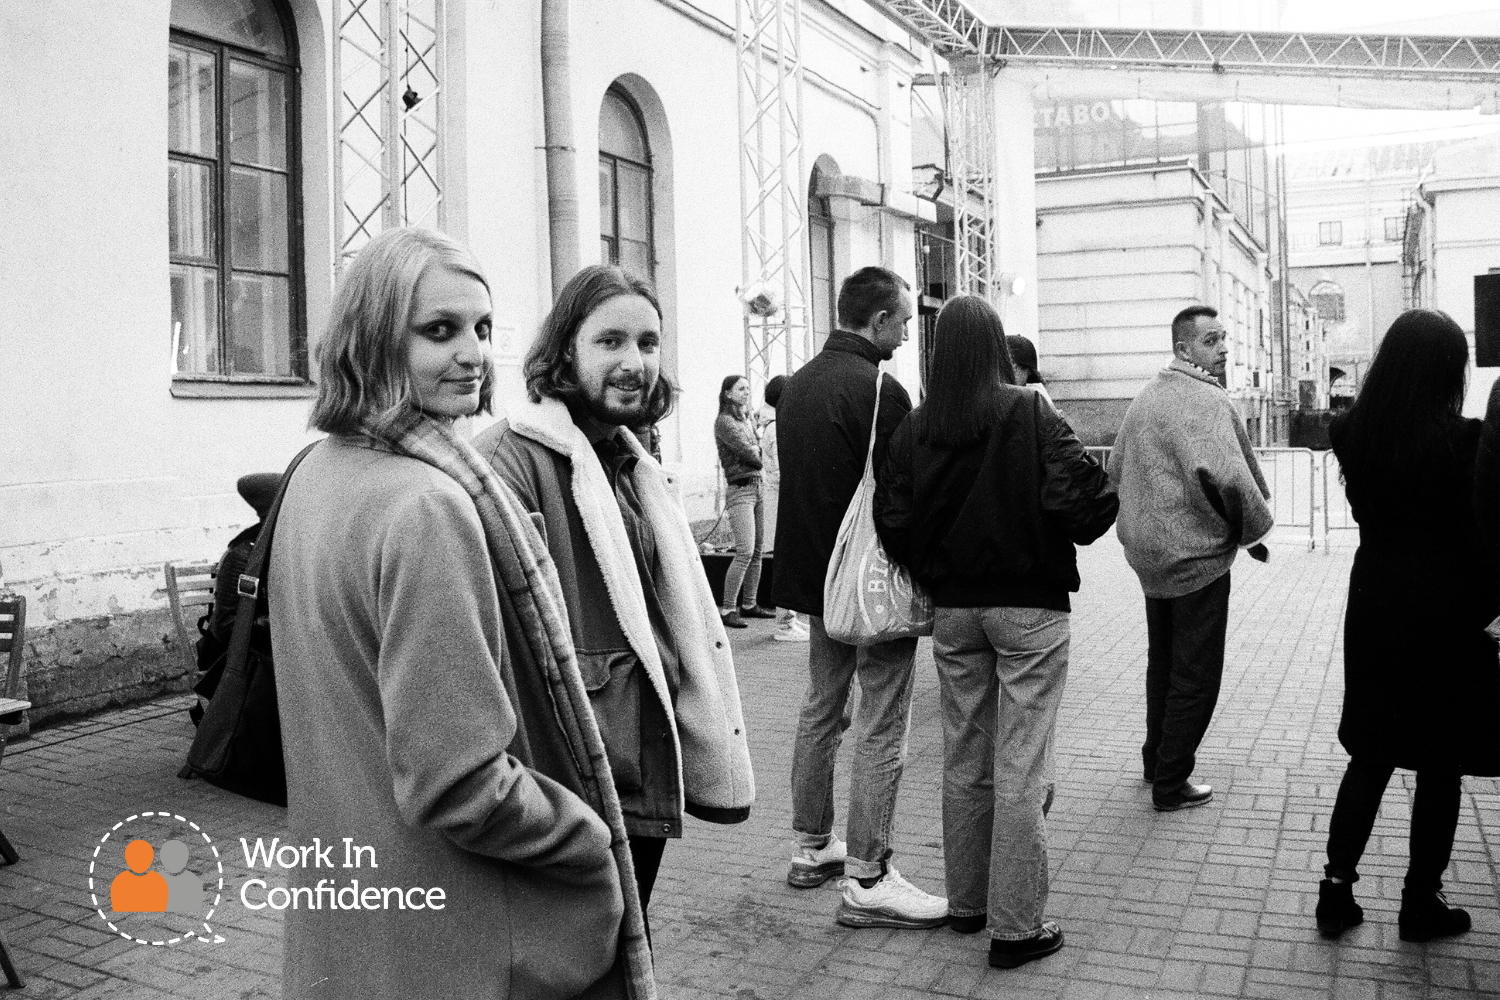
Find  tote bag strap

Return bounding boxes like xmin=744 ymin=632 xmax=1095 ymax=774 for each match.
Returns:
xmin=861 ymin=370 xmax=884 ymax=477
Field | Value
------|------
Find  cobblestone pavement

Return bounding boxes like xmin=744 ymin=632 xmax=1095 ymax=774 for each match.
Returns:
xmin=3 ymin=534 xmax=1499 ymax=999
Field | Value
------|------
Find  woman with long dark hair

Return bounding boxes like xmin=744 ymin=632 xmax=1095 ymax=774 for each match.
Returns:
xmin=715 ymin=374 xmax=772 ymax=627
xmin=874 ymin=296 xmax=1116 ymax=970
xmin=1316 ymin=309 xmax=1500 ymax=943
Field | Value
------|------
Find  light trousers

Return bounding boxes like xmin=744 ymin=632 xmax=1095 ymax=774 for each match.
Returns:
xmin=933 ymin=605 xmax=1069 ymax=940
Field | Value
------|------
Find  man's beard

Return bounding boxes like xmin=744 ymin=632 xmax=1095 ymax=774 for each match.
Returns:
xmin=581 ymin=375 xmax=655 ymax=425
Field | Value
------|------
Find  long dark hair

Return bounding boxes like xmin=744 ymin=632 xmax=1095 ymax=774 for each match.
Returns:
xmin=915 ymin=295 xmax=1017 ymax=446
xmin=523 ymin=264 xmax=678 ymax=422
xmin=719 ymin=374 xmax=746 ymax=417
xmin=1331 ymin=309 xmax=1468 ymax=492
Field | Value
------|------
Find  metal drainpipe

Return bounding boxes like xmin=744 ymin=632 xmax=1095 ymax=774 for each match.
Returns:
xmin=541 ymin=0 xmax=579 ymax=299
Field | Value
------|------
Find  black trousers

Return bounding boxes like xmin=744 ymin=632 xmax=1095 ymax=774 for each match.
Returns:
xmin=1142 ymin=571 xmax=1231 ymax=795
xmin=628 ymin=836 xmax=667 ymax=946
xmin=1325 ymin=758 xmax=1460 ymax=894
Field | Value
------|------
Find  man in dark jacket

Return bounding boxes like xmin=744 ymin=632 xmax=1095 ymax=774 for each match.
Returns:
xmin=773 ymin=266 xmax=947 ymax=929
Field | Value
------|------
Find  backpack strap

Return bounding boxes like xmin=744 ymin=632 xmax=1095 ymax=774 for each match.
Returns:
xmin=224 ymin=441 xmax=320 ymax=672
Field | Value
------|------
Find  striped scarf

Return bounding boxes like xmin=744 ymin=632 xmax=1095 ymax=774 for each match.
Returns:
xmin=361 ymin=409 xmax=656 ymax=1000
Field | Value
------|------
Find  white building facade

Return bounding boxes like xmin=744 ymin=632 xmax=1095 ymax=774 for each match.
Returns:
xmin=1 ymin=0 xmax=930 ymax=721
xmin=1035 ymin=162 xmax=1276 ymax=446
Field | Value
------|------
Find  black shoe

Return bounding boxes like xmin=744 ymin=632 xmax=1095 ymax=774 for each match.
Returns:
xmin=1398 ymin=890 xmax=1471 ymax=942
xmin=720 ymin=610 xmax=748 ymax=629
xmin=988 ymin=922 xmax=1064 ymax=968
xmin=738 ymin=604 xmax=777 ymax=619
xmin=947 ymin=913 xmax=986 ymax=934
xmin=1153 ymin=781 xmax=1213 ymax=812
xmin=1315 ymin=879 xmax=1364 ymax=938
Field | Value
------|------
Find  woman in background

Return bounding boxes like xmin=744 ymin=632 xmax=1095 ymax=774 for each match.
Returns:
xmin=715 ymin=374 xmax=773 ymax=628
xmin=1316 ymin=308 xmax=1500 ymax=943
xmin=760 ymin=374 xmax=808 ymax=641
xmin=1006 ymin=335 xmax=1052 ymax=404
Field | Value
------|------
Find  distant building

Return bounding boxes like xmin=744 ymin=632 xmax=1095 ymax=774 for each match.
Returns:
xmin=1036 ymin=161 xmax=1277 ymax=445
xmin=1405 ymin=132 xmax=1500 ymax=414
xmin=1287 ymin=284 xmax=1329 ymax=412
xmin=1285 ymin=142 xmax=1447 ymax=399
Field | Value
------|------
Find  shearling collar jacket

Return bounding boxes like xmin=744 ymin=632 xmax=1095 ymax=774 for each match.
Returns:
xmin=473 ymin=396 xmax=755 ymax=829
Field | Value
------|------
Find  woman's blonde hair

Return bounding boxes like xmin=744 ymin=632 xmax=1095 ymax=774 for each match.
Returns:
xmin=310 ymin=228 xmax=493 ymax=434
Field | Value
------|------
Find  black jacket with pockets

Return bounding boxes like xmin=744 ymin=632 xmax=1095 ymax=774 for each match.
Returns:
xmin=874 ymin=385 xmax=1118 ymax=611
xmin=771 ymin=332 xmax=912 ymax=617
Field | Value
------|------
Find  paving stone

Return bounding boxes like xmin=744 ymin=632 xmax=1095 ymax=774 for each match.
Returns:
xmin=3 ymin=536 xmax=1499 ymax=997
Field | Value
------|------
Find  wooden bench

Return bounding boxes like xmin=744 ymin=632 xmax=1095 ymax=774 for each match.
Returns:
xmin=164 ymin=561 xmax=217 ymax=677
xmin=0 ymin=595 xmax=31 ymax=988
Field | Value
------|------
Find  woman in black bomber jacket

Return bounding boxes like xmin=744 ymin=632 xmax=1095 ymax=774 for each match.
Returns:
xmin=873 ymin=296 xmax=1116 ymax=971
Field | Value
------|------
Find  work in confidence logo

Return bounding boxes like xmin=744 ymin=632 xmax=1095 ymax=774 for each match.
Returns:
xmin=88 ymin=812 xmax=226 ymax=946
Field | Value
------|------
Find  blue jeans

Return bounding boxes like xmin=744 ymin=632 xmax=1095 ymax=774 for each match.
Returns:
xmin=720 ymin=483 xmax=763 ymax=612
xmin=790 ymin=616 xmax=918 ymax=880
xmin=933 ymin=605 xmax=1069 ymax=940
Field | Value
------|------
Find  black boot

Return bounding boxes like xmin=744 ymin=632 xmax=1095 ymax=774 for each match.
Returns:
xmin=1398 ymin=890 xmax=1470 ymax=942
xmin=1315 ymin=879 xmax=1363 ymax=938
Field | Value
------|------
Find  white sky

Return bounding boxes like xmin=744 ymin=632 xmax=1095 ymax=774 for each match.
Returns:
xmin=965 ymin=0 xmax=1500 ymax=33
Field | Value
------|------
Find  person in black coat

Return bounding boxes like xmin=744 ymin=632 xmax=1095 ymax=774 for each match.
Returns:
xmin=1317 ymin=309 xmax=1500 ymax=943
xmin=873 ymin=296 xmax=1116 ymax=969
xmin=774 ymin=265 xmax=949 ymax=930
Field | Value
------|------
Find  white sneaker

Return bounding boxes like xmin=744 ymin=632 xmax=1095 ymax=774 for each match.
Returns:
xmin=774 ymin=622 xmax=810 ymax=642
xmin=787 ymin=835 xmax=847 ymax=888
xmin=836 ymin=867 xmax=948 ymax=929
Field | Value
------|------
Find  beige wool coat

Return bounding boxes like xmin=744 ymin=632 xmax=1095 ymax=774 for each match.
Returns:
xmin=270 ymin=437 xmax=628 ymax=1000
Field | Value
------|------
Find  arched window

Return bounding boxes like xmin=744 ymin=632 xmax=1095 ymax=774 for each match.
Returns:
xmin=1309 ymin=280 xmax=1345 ymax=324
xmin=808 ymin=169 xmax=836 ymax=338
xmin=169 ymin=0 xmax=302 ymax=379
xmin=599 ymin=87 xmax=653 ymax=278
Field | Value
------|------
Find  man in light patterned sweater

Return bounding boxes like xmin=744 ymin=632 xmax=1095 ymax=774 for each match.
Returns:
xmin=1112 ymin=305 xmax=1274 ymax=813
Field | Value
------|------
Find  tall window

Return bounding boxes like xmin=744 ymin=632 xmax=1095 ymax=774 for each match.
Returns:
xmin=599 ymin=87 xmax=653 ymax=278
xmin=169 ymin=0 xmax=301 ymax=379
xmin=809 ymin=172 xmax=836 ymax=339
xmin=1310 ymin=281 xmax=1345 ymax=323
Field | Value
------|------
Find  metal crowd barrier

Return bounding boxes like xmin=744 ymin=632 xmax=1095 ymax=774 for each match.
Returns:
xmin=1319 ymin=450 xmax=1359 ymax=551
xmin=1253 ymin=448 xmax=1319 ymax=552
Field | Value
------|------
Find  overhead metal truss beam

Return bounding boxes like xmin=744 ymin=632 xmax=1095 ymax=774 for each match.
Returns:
xmin=990 ymin=27 xmax=1500 ymax=81
xmin=334 ymin=0 xmax=447 ymax=267
xmin=736 ymin=0 xmax=809 ymax=392
xmin=867 ymin=1 xmax=1500 ymax=84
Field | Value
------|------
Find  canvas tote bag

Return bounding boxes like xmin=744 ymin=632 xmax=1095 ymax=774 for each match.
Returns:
xmin=822 ymin=373 xmax=933 ymax=645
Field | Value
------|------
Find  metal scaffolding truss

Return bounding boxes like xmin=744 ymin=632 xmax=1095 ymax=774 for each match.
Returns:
xmin=868 ymin=1 xmax=1500 ymax=82
xmin=935 ymin=64 xmax=996 ymax=299
xmin=333 ymin=0 xmax=446 ymax=267
xmin=870 ymin=0 xmax=1500 ymax=324
xmin=736 ymin=0 xmax=809 ymax=390
xmin=989 ymin=27 xmax=1500 ymax=80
